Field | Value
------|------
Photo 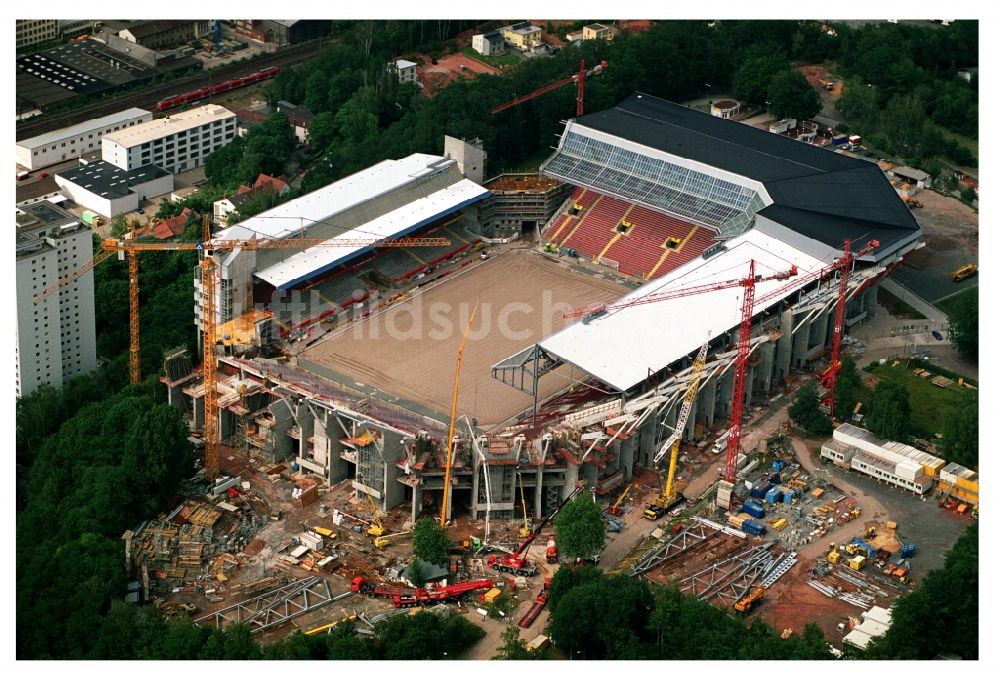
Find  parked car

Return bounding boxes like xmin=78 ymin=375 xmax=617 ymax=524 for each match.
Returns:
xmin=38 ymin=172 xmax=49 ymax=179
xmin=931 ymin=330 xmax=944 ymax=341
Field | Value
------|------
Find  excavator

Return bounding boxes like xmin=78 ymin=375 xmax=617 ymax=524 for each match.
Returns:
xmin=487 ymin=483 xmax=584 ymax=576
xmin=374 ymin=530 xmax=412 ymax=549
xmin=644 ymin=343 xmax=708 ymax=521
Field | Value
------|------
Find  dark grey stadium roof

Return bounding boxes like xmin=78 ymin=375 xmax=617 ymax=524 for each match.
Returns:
xmin=573 ymin=92 xmax=921 ymax=253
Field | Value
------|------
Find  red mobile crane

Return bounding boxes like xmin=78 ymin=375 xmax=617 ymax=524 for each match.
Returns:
xmin=487 ymin=483 xmax=585 ymax=576
xmin=565 ymin=239 xmax=880 ymax=500
xmin=392 ymin=578 xmax=495 ymax=609
xmin=492 ymin=59 xmax=608 ymax=116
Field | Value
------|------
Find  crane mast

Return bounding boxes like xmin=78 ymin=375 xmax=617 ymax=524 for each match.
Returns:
xmin=664 ymin=342 xmax=709 ymax=501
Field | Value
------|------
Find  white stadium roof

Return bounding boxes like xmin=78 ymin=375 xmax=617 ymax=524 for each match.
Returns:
xmin=537 ymin=229 xmax=838 ymax=392
xmin=217 ymin=154 xmax=465 ymax=243
xmin=254 ymin=177 xmax=489 ymax=288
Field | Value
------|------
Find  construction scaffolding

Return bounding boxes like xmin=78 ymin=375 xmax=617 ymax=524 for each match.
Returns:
xmin=194 ymin=577 xmax=337 ymax=634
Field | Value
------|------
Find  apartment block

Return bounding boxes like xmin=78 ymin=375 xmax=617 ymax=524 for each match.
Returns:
xmin=16 ymin=201 xmax=97 ymax=397
xmin=16 ymin=20 xmax=59 ymax=50
xmin=102 ymin=105 xmax=237 ymax=173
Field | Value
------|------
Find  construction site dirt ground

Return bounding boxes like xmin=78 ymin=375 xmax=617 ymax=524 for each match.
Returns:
xmin=299 ymin=247 xmax=628 ymax=429
xmin=891 ymin=190 xmax=978 ymax=306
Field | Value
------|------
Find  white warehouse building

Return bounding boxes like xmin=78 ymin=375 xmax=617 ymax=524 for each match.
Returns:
xmin=15 ymin=107 xmax=152 ymax=171
xmin=101 ymin=104 xmax=237 ymax=173
xmin=54 ymin=160 xmax=173 ymax=218
xmin=15 ymin=201 xmax=98 ymax=397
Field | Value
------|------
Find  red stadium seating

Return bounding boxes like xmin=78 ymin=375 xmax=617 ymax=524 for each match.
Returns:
xmin=546 ymin=190 xmax=717 ymax=280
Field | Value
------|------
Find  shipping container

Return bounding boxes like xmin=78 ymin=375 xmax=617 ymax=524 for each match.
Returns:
xmin=765 ymin=487 xmax=783 ymax=504
xmin=772 ymin=460 xmax=785 ymax=472
xmin=831 ymin=134 xmax=849 ymax=145
xmin=81 ymin=210 xmax=101 ymax=226
xmin=742 ymin=519 xmax=767 ymax=536
xmin=742 ymin=500 xmax=765 ymax=519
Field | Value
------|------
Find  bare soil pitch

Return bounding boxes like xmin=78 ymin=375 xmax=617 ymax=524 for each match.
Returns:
xmin=301 ymin=248 xmax=628 ymax=429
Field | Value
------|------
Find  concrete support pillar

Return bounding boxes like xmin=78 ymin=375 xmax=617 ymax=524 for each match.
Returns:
xmin=193 ymin=394 xmax=204 ymax=430
xmin=759 ymin=342 xmax=776 ymax=394
xmin=684 ymin=393 xmax=699 ymax=441
xmin=534 ymin=466 xmax=544 ymax=520
xmin=702 ymin=375 xmax=718 ymax=429
xmin=563 ymin=464 xmax=580 ymax=500
xmin=638 ymin=416 xmax=657 ymax=468
xmin=411 ymin=483 xmax=423 ymax=522
xmin=717 ymin=367 xmax=735 ymax=424
xmin=326 ymin=416 xmax=349 ymax=484
xmin=865 ymin=281 xmax=879 ymax=317
xmin=776 ymin=309 xmax=794 ymax=380
xmin=792 ymin=311 xmax=810 ymax=367
xmin=618 ymin=435 xmax=636 ymax=481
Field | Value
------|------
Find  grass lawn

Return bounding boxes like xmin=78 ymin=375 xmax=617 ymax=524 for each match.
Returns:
xmin=936 ymin=285 xmax=977 ymax=320
xmin=866 ymin=362 xmax=976 ymax=438
xmin=460 ymin=46 xmax=522 ymax=68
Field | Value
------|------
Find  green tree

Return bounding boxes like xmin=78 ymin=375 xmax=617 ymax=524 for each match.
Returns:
xmin=881 ymin=94 xmax=927 ymax=156
xmin=198 ymin=624 xmax=262 ymax=660
xmin=553 ymin=493 xmax=606 ymax=561
xmin=960 ymin=184 xmax=977 ymax=203
xmin=493 ymin=626 xmax=538 ymax=659
xmin=862 ymin=523 xmax=977 ymax=659
xmin=835 ymin=77 xmax=880 ymax=123
xmin=732 ymin=52 xmax=788 ymax=106
xmin=833 ymin=355 xmax=862 ymax=421
xmin=411 ymin=517 xmax=450 ymax=565
xmin=374 ymin=610 xmax=485 ymax=659
xmin=767 ymin=68 xmax=821 ymax=121
xmin=866 ymin=381 xmax=911 ymax=440
xmin=307 ymin=111 xmax=338 ymax=151
xmin=788 ymin=383 xmax=832 ymax=437
xmin=939 ymin=401 xmax=978 ymax=468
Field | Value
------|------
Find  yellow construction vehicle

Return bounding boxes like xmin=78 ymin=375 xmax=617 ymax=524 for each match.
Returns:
xmin=734 ymin=587 xmax=766 ymax=614
xmin=517 ymin=471 xmax=532 ymax=538
xmin=374 ymin=530 xmax=412 ymax=549
xmin=607 ymin=483 xmax=638 ymax=516
xmin=951 ymin=263 xmax=977 ymax=282
xmin=360 ymin=481 xmax=386 ymax=537
xmin=644 ymin=342 xmax=708 ymax=521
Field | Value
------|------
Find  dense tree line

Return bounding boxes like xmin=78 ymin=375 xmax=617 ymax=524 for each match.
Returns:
xmin=545 ymin=565 xmax=832 ymax=659
xmin=857 ymin=522 xmax=977 ymax=659
xmin=948 ymin=287 xmax=978 ymax=361
xmin=16 ymin=382 xmax=194 ymax=658
xmin=80 ymin=609 xmax=483 ymax=660
xmin=835 ymin=21 xmax=978 ymax=139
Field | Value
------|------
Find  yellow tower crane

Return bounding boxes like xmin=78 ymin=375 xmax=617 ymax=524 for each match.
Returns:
xmin=644 ymin=341 xmax=709 ymax=521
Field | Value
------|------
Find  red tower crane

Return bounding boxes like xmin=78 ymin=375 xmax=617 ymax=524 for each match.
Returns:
xmin=565 ymin=237 xmax=879 ymax=498
xmin=492 ymin=59 xmax=608 ymax=116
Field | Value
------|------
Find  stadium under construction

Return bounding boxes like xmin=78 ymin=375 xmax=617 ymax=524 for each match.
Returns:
xmin=163 ymin=92 xmax=923 ymax=523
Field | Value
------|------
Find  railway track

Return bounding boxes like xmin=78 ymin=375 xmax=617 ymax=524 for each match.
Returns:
xmin=16 ymin=39 xmax=328 ymax=141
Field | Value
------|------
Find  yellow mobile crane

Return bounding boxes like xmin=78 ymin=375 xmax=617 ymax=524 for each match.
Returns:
xmin=606 ymin=483 xmax=638 ymax=517
xmin=517 ymin=471 xmax=532 ymax=538
xmin=644 ymin=342 xmax=709 ymax=520
xmin=360 ymin=479 xmax=386 ymax=537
